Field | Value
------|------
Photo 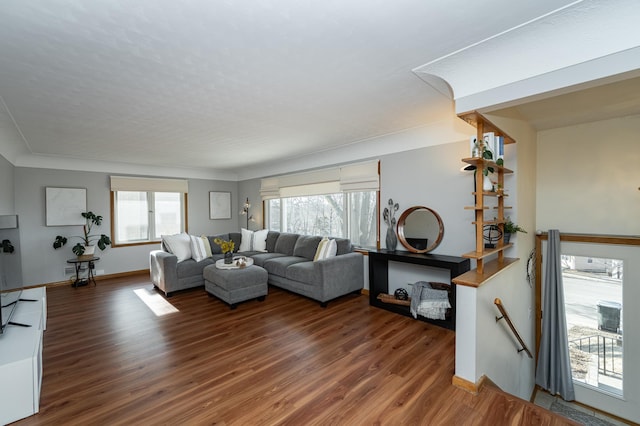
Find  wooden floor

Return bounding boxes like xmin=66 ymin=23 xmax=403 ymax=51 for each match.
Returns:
xmin=15 ymin=274 xmax=577 ymax=425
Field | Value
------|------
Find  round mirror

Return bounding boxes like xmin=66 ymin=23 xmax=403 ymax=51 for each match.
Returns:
xmin=397 ymin=206 xmax=444 ymax=253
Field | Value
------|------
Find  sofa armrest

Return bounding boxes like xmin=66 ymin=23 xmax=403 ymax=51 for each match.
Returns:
xmin=150 ymin=250 xmax=178 ymax=295
xmin=314 ymin=252 xmax=364 ymax=301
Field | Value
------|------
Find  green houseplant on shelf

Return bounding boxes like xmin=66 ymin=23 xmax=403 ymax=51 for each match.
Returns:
xmin=53 ymin=211 xmax=112 ymax=257
xmin=504 ymin=217 xmax=527 ymax=243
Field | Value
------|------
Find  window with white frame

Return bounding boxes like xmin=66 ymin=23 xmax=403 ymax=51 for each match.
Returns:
xmin=262 ymin=161 xmax=379 ymax=248
xmin=266 ymin=191 xmax=377 ymax=248
xmin=110 ymin=176 xmax=187 ymax=245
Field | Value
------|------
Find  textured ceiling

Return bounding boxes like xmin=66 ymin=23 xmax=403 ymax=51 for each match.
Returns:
xmin=0 ymin=0 xmax=635 ymax=177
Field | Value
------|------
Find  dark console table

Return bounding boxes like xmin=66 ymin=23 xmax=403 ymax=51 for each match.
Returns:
xmin=368 ymin=249 xmax=470 ymax=330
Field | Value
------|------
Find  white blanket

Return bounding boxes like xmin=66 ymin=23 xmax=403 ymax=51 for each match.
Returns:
xmin=409 ymin=281 xmax=450 ymax=320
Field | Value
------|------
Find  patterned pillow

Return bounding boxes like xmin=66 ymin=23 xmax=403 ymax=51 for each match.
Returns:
xmin=314 ymin=238 xmax=337 ymax=261
xmin=201 ymin=236 xmax=213 ymax=257
xmin=190 ymin=235 xmax=207 ymax=262
xmin=239 ymin=228 xmax=268 ymax=252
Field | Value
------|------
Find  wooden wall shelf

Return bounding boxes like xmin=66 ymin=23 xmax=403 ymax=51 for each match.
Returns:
xmin=458 ymin=111 xmax=518 ymax=283
xmin=452 ymin=257 xmax=519 ymax=288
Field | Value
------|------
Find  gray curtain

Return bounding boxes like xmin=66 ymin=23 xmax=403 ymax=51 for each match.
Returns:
xmin=535 ymin=229 xmax=575 ymax=401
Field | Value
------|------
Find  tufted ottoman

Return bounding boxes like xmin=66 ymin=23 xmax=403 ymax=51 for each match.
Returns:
xmin=203 ymin=261 xmax=268 ymax=309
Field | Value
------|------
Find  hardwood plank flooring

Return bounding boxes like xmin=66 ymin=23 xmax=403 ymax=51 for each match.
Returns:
xmin=14 ymin=274 xmax=576 ymax=425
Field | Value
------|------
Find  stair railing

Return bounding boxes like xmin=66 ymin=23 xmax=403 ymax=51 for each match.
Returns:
xmin=494 ymin=298 xmax=533 ymax=358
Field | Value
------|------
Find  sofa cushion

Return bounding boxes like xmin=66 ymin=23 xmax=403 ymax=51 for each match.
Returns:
xmin=266 ymin=231 xmax=280 ymax=253
xmin=286 ymin=261 xmax=318 ymax=285
xmin=176 ymin=258 xmax=214 ymax=278
xmin=274 ymin=233 xmax=299 ymax=256
xmin=250 ymin=252 xmax=286 ymax=267
xmin=293 ymin=235 xmax=322 ymax=260
xmin=162 ymin=233 xmax=192 ymax=262
xmin=263 ymin=256 xmax=308 ymax=277
xmin=207 ymin=233 xmax=229 ymax=255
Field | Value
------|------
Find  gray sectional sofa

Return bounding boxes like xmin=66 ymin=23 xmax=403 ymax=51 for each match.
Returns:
xmin=149 ymin=231 xmax=364 ymax=305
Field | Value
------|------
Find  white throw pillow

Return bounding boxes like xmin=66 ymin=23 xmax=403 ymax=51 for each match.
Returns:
xmin=239 ymin=228 xmax=269 ymax=252
xmin=190 ymin=235 xmax=207 ymax=262
xmin=253 ymin=229 xmax=268 ymax=252
xmin=239 ymin=228 xmax=253 ymax=252
xmin=325 ymin=238 xmax=337 ymax=259
xmin=314 ymin=237 xmax=329 ymax=261
xmin=314 ymin=238 xmax=337 ymax=261
xmin=162 ymin=233 xmax=192 ymax=262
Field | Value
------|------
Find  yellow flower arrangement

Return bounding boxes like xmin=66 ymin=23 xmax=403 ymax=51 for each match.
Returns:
xmin=213 ymin=237 xmax=235 ymax=254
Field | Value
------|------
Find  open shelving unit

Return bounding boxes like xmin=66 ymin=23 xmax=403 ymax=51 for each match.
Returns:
xmin=453 ymin=111 xmax=518 ymax=287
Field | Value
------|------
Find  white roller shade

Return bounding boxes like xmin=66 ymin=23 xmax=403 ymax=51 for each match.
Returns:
xmin=340 ymin=161 xmax=379 ymax=192
xmin=260 ymin=160 xmax=379 ymax=200
xmin=110 ymin=176 xmax=189 ymax=193
xmin=279 ymin=181 xmax=341 ymax=198
xmin=260 ymin=177 xmax=280 ymax=200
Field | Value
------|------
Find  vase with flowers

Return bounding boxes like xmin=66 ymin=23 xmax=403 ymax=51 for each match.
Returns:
xmin=214 ymin=237 xmax=235 ymax=264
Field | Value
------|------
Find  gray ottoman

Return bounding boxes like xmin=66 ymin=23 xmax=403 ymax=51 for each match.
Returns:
xmin=203 ymin=264 xmax=268 ymax=309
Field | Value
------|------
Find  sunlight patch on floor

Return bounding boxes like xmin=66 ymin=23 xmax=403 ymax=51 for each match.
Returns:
xmin=133 ymin=288 xmax=179 ymax=316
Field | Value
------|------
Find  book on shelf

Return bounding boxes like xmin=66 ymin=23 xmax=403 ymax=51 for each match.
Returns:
xmin=496 ymin=135 xmax=504 ymax=161
xmin=483 ymin=132 xmax=496 ymax=160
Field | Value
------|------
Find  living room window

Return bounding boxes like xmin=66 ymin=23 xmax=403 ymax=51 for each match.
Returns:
xmin=110 ymin=176 xmax=188 ymax=246
xmin=261 ymin=161 xmax=379 ymax=248
xmin=265 ymin=191 xmax=377 ymax=248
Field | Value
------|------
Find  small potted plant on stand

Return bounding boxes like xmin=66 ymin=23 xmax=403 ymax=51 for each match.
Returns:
xmin=53 ymin=211 xmax=112 ymax=257
xmin=504 ymin=217 xmax=527 ymax=244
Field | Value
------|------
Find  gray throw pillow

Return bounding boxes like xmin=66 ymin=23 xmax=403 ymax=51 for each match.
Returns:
xmin=333 ymin=238 xmax=352 ymax=255
xmin=266 ymin=231 xmax=280 ymax=253
xmin=274 ymin=233 xmax=299 ymax=256
xmin=293 ymin=235 xmax=322 ymax=260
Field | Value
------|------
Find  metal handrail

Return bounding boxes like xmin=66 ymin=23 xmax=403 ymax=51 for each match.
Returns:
xmin=494 ymin=298 xmax=533 ymax=358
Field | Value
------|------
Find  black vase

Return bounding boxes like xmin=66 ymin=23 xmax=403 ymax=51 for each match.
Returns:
xmin=224 ymin=251 xmax=233 ymax=264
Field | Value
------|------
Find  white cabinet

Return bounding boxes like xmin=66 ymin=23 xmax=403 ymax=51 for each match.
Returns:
xmin=0 ymin=287 xmax=46 ymax=425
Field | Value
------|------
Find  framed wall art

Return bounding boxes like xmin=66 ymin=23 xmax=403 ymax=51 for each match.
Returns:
xmin=209 ymin=191 xmax=231 ymax=220
xmin=46 ymin=187 xmax=87 ymax=226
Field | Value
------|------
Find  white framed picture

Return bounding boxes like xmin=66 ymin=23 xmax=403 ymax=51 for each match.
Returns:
xmin=209 ymin=191 xmax=231 ymax=220
xmin=46 ymin=187 xmax=87 ymax=226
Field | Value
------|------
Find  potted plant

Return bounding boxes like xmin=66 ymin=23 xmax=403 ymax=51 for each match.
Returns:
xmin=504 ymin=217 xmax=527 ymax=243
xmin=213 ymin=237 xmax=235 ymax=264
xmin=53 ymin=211 xmax=112 ymax=257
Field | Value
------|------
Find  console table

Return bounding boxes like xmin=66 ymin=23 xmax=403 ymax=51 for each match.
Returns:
xmin=368 ymin=249 xmax=470 ymax=330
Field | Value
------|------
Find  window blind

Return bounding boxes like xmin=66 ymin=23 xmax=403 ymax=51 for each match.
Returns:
xmin=110 ymin=176 xmax=189 ymax=193
xmin=260 ymin=160 xmax=379 ymax=199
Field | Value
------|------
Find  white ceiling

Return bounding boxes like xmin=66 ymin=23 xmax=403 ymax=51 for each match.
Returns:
xmin=0 ymin=0 xmax=638 ymax=180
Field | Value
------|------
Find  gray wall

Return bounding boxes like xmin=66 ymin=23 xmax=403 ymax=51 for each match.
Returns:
xmin=0 ymin=154 xmax=14 ymax=215
xmin=14 ymin=167 xmax=238 ymax=285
